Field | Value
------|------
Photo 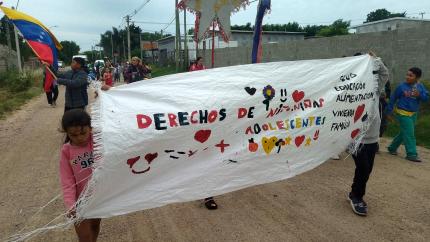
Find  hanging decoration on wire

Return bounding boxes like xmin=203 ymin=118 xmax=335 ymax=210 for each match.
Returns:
xmin=178 ymin=0 xmax=249 ymax=42
xmin=251 ymin=0 xmax=271 ymax=63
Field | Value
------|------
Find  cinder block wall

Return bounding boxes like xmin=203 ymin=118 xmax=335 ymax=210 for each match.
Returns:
xmin=203 ymin=24 xmax=430 ymax=84
xmin=0 ymin=44 xmax=18 ymax=72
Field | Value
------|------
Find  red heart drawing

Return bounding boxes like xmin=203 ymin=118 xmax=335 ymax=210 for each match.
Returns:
xmin=295 ymin=135 xmax=305 ymax=147
xmin=127 ymin=156 xmax=141 ymax=167
xmin=292 ymin=90 xmax=305 ymax=103
xmin=351 ymin=129 xmax=360 ymax=139
xmin=354 ymin=104 xmax=365 ymax=123
xmin=194 ymin=130 xmax=212 ymax=143
xmin=144 ymin=153 xmax=158 ymax=164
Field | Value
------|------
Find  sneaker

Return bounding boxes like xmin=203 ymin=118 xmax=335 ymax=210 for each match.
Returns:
xmin=331 ymin=155 xmax=340 ymax=160
xmin=406 ymin=157 xmax=422 ymax=163
xmin=348 ymin=193 xmax=367 ymax=216
xmin=388 ymin=148 xmax=398 ymax=156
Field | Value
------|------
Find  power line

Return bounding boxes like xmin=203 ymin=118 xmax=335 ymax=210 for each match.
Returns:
xmin=134 ymin=20 xmax=194 ymax=26
xmin=162 ymin=15 xmax=176 ymax=32
xmin=129 ymin=0 xmax=152 ymax=17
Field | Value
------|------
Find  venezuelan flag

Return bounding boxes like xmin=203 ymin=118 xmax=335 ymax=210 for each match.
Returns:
xmin=0 ymin=5 xmax=62 ymax=91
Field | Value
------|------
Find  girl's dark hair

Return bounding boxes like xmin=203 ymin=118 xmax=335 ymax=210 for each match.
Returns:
xmin=409 ymin=67 xmax=422 ymax=78
xmin=62 ymin=109 xmax=91 ymax=132
xmin=196 ymin=56 xmax=203 ymax=62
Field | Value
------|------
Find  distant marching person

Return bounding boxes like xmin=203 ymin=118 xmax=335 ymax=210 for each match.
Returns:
xmin=189 ymin=56 xmax=206 ymax=71
xmin=188 ymin=56 xmax=217 ymax=210
xmin=102 ymin=67 xmax=114 ymax=87
xmin=43 ymin=68 xmax=59 ymax=107
xmin=53 ymin=57 xmax=89 ymax=113
xmin=386 ymin=67 xmax=429 ymax=162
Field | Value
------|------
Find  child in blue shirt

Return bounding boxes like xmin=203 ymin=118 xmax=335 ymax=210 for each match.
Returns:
xmin=386 ymin=67 xmax=429 ymax=162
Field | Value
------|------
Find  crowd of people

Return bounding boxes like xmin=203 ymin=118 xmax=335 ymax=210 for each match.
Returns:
xmin=40 ymin=53 xmax=428 ymax=241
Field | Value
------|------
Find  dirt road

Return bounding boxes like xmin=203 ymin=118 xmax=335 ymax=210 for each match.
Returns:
xmin=1 ymin=87 xmax=429 ymax=242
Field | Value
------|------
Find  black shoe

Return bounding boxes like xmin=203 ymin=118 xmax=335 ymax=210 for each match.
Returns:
xmin=387 ymin=148 xmax=398 ymax=156
xmin=348 ymin=193 xmax=367 ymax=216
xmin=406 ymin=157 xmax=422 ymax=163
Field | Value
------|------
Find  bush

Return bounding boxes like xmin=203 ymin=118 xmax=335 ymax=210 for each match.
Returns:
xmin=0 ymin=70 xmax=40 ymax=93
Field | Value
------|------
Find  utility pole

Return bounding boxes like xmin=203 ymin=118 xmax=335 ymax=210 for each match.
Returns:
xmin=419 ymin=12 xmax=426 ymax=19
xmin=11 ymin=6 xmax=22 ymax=72
xmin=139 ymin=30 xmax=143 ymax=60
xmin=110 ymin=32 xmax=114 ymax=62
xmin=175 ymin=0 xmax=181 ymax=72
xmin=183 ymin=9 xmax=188 ymax=68
xmin=126 ymin=15 xmax=131 ymax=61
xmin=122 ymin=33 xmax=126 ymax=61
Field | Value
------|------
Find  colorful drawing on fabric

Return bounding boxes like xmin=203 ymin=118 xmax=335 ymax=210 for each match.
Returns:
xmin=252 ymin=0 xmax=271 ymax=63
xmin=178 ymin=0 xmax=249 ymax=42
xmin=77 ymin=55 xmax=378 ymax=219
xmin=0 ymin=5 xmax=62 ymax=92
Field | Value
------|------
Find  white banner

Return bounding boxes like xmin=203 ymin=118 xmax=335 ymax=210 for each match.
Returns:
xmin=79 ymin=55 xmax=377 ymax=218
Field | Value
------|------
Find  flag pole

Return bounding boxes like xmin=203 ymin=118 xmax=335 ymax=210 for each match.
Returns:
xmin=24 ymin=40 xmax=58 ymax=79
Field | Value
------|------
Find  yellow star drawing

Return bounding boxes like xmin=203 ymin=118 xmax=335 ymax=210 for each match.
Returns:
xmin=305 ymin=137 xmax=312 ymax=146
xmin=285 ymin=136 xmax=292 ymax=145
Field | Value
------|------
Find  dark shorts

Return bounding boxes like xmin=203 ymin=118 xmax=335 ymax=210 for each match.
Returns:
xmin=64 ymin=106 xmax=86 ymax=113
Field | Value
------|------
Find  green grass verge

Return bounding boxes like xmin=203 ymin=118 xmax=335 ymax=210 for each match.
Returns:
xmin=383 ymin=80 xmax=430 ymax=149
xmin=0 ymin=70 xmax=43 ymax=119
xmin=151 ymin=66 xmax=179 ymax=78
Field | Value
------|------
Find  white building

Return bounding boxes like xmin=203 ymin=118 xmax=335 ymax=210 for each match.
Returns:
xmin=351 ymin=17 xmax=430 ymax=34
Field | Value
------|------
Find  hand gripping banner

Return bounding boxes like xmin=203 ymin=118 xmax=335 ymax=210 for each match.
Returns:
xmin=79 ymin=55 xmax=378 ymax=218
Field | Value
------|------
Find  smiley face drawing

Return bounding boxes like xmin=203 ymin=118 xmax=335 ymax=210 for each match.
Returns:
xmin=126 ymin=153 xmax=158 ymax=174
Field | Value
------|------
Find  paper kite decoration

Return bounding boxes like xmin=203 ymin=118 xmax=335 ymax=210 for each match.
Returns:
xmin=178 ymin=0 xmax=249 ymax=42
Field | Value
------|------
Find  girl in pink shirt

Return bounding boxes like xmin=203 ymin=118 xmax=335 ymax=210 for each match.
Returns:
xmin=59 ymin=109 xmax=101 ymax=242
xmin=189 ymin=56 xmax=206 ymax=72
xmin=102 ymin=67 xmax=113 ymax=87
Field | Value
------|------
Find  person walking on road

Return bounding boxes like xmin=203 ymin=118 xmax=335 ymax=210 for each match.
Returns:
xmin=189 ymin=56 xmax=217 ymax=210
xmin=55 ymin=57 xmax=89 ymax=112
xmin=386 ymin=67 xmax=429 ymax=162
xmin=43 ymin=69 xmax=59 ymax=107
xmin=347 ymin=52 xmax=389 ymax=216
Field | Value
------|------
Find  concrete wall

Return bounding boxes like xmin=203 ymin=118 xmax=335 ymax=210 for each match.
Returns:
xmin=231 ymin=32 xmax=305 ymax=46
xmin=203 ymin=23 xmax=430 ymax=84
xmin=0 ymin=44 xmax=17 ymax=72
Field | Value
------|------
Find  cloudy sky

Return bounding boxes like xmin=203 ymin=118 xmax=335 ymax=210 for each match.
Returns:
xmin=2 ymin=0 xmax=429 ymax=51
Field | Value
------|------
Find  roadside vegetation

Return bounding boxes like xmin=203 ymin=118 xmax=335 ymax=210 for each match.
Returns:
xmin=0 ymin=70 xmax=43 ymax=119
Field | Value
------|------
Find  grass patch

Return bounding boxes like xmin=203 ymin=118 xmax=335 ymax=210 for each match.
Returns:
xmin=151 ymin=65 xmax=178 ymax=78
xmin=383 ymin=80 xmax=430 ymax=148
xmin=0 ymin=70 xmax=43 ymax=119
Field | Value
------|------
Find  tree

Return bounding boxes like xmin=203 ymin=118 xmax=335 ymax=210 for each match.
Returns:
xmin=188 ymin=27 xmax=195 ymax=35
xmin=317 ymin=19 xmax=350 ymax=37
xmin=99 ymin=24 xmax=170 ymax=63
xmin=231 ymin=22 xmax=252 ymax=31
xmin=303 ymin=25 xmax=326 ymax=37
xmin=365 ymin=9 xmax=406 ymax=23
xmin=58 ymin=40 xmax=80 ymax=64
